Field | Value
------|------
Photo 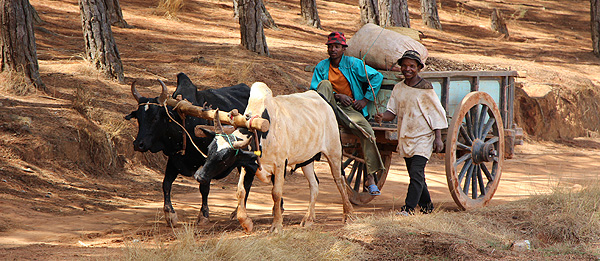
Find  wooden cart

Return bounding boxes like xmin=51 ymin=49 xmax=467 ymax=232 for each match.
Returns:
xmin=341 ymin=70 xmax=523 ymax=210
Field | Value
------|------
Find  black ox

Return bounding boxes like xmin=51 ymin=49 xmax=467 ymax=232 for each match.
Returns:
xmin=125 ymin=73 xmax=257 ymax=226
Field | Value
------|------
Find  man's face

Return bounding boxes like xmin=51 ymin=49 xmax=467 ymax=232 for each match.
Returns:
xmin=327 ymin=43 xmax=345 ymax=60
xmin=400 ymin=58 xmax=421 ymax=79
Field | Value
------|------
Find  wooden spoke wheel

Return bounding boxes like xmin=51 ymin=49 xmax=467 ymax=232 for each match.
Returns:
xmin=445 ymin=92 xmax=504 ymax=210
xmin=341 ymin=136 xmax=393 ymax=205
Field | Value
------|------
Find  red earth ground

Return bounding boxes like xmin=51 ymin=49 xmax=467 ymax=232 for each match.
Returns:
xmin=1 ymin=0 xmax=600 ymax=259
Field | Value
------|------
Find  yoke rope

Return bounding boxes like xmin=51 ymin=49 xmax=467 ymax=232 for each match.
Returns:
xmin=139 ymin=101 xmax=208 ymax=158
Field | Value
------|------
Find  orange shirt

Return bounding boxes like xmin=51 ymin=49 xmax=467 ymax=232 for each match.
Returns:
xmin=328 ymin=65 xmax=353 ymax=98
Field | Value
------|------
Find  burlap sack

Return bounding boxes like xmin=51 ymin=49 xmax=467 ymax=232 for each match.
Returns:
xmin=346 ymin=23 xmax=428 ymax=71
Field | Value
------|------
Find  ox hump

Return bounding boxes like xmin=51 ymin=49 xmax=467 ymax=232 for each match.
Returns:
xmin=246 ymin=82 xmax=272 ymax=117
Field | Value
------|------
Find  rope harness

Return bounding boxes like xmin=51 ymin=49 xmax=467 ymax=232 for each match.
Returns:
xmin=216 ymin=133 xmax=241 ymax=156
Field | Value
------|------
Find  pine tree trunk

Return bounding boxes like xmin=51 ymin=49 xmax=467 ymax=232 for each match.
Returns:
xmin=239 ymin=0 xmax=270 ymax=56
xmin=235 ymin=0 xmax=276 ymax=30
xmin=379 ymin=0 xmax=409 ymax=27
xmin=398 ymin=0 xmax=410 ymax=27
xmin=79 ymin=0 xmax=124 ymax=82
xmin=300 ymin=0 xmax=322 ymax=29
xmin=420 ymin=0 xmax=441 ymax=30
xmin=592 ymin=0 xmax=600 ymax=57
xmin=0 ymin=0 xmax=45 ymax=90
xmin=105 ymin=0 xmax=131 ymax=28
xmin=233 ymin=0 xmax=239 ymax=18
xmin=27 ymin=1 xmax=43 ymax=25
xmin=261 ymin=3 xmax=277 ymax=29
xmin=359 ymin=0 xmax=378 ymax=25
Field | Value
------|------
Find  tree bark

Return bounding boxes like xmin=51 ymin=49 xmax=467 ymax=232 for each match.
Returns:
xmin=0 ymin=0 xmax=45 ymax=90
xmin=105 ymin=0 xmax=131 ymax=28
xmin=27 ymin=1 xmax=43 ymax=25
xmin=300 ymin=0 xmax=322 ymax=29
xmin=592 ymin=0 xmax=600 ymax=57
xmin=239 ymin=0 xmax=270 ymax=56
xmin=491 ymin=8 xmax=509 ymax=37
xmin=420 ymin=0 xmax=441 ymax=30
xmin=379 ymin=0 xmax=409 ymax=27
xmin=359 ymin=0 xmax=379 ymax=25
xmin=398 ymin=0 xmax=410 ymax=27
xmin=233 ymin=0 xmax=239 ymax=18
xmin=79 ymin=0 xmax=124 ymax=82
xmin=261 ymin=2 xmax=277 ymax=29
xmin=235 ymin=0 xmax=276 ymax=30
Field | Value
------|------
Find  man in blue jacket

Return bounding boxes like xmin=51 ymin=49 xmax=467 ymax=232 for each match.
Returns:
xmin=311 ymin=31 xmax=385 ymax=196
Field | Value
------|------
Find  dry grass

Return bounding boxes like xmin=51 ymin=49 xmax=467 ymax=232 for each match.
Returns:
xmin=124 ymin=223 xmax=364 ymax=260
xmin=214 ymin=58 xmax=256 ymax=87
xmin=0 ymin=70 xmax=37 ymax=95
xmin=72 ymin=86 xmax=127 ymax=172
xmin=154 ymin=0 xmax=184 ymax=20
xmin=526 ymin=184 xmax=600 ymax=246
xmin=125 ymin=182 xmax=600 ymax=260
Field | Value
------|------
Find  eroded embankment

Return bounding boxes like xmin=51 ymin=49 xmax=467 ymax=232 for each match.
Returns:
xmin=515 ymin=79 xmax=600 ymax=140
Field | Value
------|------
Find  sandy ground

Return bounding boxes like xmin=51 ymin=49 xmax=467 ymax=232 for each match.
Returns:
xmin=2 ymin=139 xmax=599 ymax=258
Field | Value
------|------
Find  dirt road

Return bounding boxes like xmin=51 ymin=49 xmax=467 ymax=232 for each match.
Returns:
xmin=2 ymin=139 xmax=599 ymax=259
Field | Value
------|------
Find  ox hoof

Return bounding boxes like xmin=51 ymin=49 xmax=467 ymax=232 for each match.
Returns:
xmin=300 ymin=216 xmax=315 ymax=228
xmin=196 ymin=216 xmax=210 ymax=226
xmin=343 ymin=214 xmax=356 ymax=224
xmin=240 ymin=218 xmax=254 ymax=234
xmin=269 ymin=224 xmax=283 ymax=234
xmin=300 ymin=220 xmax=314 ymax=228
xmin=165 ymin=211 xmax=179 ymax=227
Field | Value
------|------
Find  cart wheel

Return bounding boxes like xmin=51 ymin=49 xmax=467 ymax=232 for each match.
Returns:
xmin=445 ymin=91 xmax=504 ymax=210
xmin=341 ymin=145 xmax=392 ymax=205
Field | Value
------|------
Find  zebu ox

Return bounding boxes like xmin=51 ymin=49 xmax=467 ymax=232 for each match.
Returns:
xmin=194 ymin=82 xmax=354 ymax=233
xmin=125 ymin=73 xmax=258 ymax=226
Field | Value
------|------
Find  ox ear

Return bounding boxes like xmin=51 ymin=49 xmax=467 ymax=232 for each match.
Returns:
xmin=124 ymin=111 xmax=137 ymax=120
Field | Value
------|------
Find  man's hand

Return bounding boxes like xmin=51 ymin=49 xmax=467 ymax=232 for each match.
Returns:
xmin=374 ymin=113 xmax=384 ymax=124
xmin=335 ymin=94 xmax=354 ymax=107
xmin=352 ymin=99 xmax=368 ymax=111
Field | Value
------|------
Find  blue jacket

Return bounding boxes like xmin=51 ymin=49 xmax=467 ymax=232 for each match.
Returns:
xmin=310 ymin=55 xmax=383 ymax=117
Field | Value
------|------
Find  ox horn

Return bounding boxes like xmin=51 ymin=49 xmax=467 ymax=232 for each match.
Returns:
xmin=157 ymin=79 xmax=169 ymax=105
xmin=131 ymin=80 xmax=142 ymax=102
xmin=213 ymin=109 xmax=224 ymax=134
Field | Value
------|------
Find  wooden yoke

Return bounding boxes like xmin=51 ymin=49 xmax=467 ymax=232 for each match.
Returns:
xmin=165 ymin=98 xmax=270 ymax=132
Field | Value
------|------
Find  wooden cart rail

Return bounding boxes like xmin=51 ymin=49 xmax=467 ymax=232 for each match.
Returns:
xmin=376 ymin=70 xmax=519 ymax=129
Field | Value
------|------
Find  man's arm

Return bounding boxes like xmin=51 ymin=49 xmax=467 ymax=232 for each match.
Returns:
xmin=356 ymin=61 xmax=383 ymax=101
xmin=310 ymin=60 xmax=327 ymax=90
xmin=433 ymin=129 xmax=444 ymax=153
xmin=374 ymin=111 xmax=396 ymax=123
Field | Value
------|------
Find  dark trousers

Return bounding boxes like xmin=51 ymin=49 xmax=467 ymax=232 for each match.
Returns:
xmin=403 ymin=155 xmax=432 ymax=210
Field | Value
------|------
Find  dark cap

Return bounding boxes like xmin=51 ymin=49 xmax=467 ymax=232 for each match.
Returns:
xmin=398 ymin=50 xmax=424 ymax=68
xmin=326 ymin=32 xmax=348 ymax=47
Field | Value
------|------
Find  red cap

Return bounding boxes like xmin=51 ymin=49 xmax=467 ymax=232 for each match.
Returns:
xmin=326 ymin=32 xmax=347 ymax=47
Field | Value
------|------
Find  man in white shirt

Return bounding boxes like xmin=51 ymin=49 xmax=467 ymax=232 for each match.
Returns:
xmin=375 ymin=50 xmax=448 ymax=215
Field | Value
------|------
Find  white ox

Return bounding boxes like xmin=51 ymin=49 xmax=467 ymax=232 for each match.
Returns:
xmin=194 ymin=82 xmax=353 ymax=233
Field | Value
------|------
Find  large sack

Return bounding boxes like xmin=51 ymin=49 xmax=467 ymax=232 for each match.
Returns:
xmin=346 ymin=23 xmax=428 ymax=71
